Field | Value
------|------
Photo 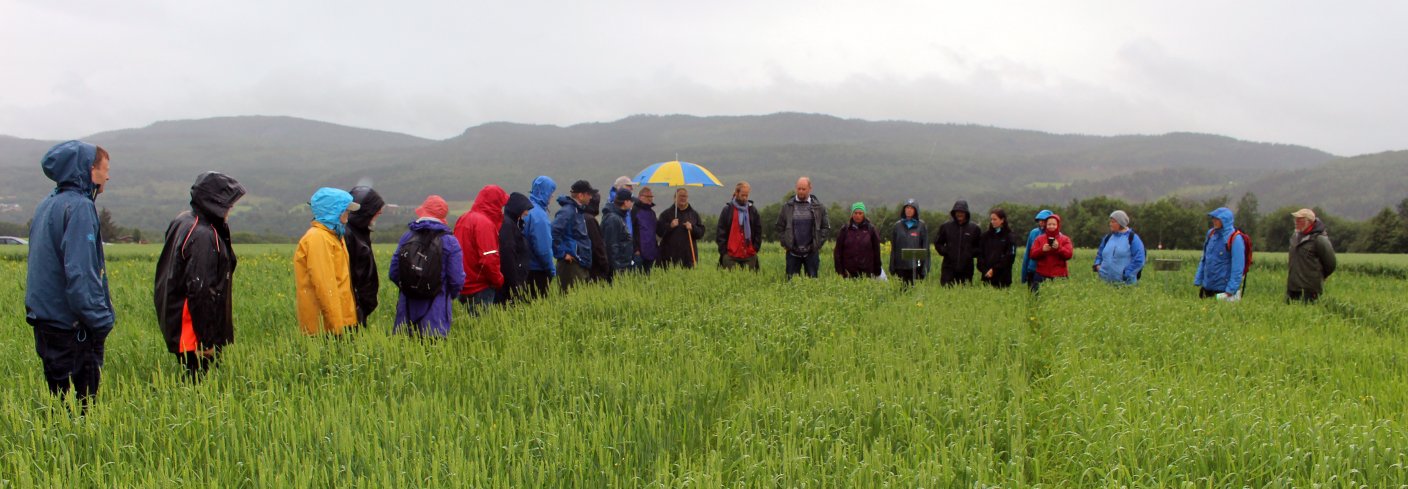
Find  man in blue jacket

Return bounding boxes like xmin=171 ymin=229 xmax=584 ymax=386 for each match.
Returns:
xmin=26 ymin=141 xmax=116 ymax=407
xmin=523 ymin=176 xmax=557 ymax=298
xmin=553 ymin=179 xmax=594 ymax=293
xmin=1194 ymin=207 xmax=1248 ymax=301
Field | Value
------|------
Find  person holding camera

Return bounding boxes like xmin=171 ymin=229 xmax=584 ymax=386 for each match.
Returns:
xmin=1027 ymin=213 xmax=1073 ymax=292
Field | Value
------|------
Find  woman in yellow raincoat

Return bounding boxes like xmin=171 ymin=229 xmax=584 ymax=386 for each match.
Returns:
xmin=294 ymin=187 xmax=360 ymax=335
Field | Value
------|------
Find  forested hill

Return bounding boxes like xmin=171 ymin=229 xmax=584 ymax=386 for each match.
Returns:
xmin=3 ymin=112 xmax=1396 ymax=240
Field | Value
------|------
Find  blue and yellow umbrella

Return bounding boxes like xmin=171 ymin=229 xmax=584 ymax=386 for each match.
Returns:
xmin=632 ymin=160 xmax=723 ymax=188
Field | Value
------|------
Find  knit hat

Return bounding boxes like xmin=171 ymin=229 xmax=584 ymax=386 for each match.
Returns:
xmin=851 ymin=202 xmax=866 ymax=214
xmin=1291 ymin=208 xmax=1317 ymax=220
xmin=415 ymin=195 xmax=449 ymax=222
xmin=1110 ymin=210 xmax=1130 ymax=229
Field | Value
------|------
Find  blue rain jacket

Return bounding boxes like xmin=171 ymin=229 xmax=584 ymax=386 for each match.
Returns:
xmin=1095 ymin=229 xmax=1146 ymax=285
xmin=523 ymin=176 xmax=557 ymax=275
xmin=25 ymin=141 xmax=115 ymax=332
xmin=552 ymin=195 xmax=592 ymax=268
xmin=1193 ymin=207 xmax=1247 ymax=294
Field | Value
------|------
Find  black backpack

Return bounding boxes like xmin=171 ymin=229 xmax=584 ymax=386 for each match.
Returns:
xmin=397 ymin=229 xmax=446 ymax=299
xmin=1097 ymin=231 xmax=1144 ymax=280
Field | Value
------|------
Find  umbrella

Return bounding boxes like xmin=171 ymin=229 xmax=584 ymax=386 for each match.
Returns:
xmin=632 ymin=160 xmax=723 ymax=188
xmin=632 ymin=160 xmax=721 ymax=266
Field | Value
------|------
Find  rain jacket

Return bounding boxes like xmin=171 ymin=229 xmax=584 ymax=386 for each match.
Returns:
xmin=1020 ymin=209 xmax=1055 ymax=284
xmin=25 ymin=141 xmax=114 ymax=333
xmin=834 ymin=218 xmax=882 ymax=278
xmin=523 ymin=176 xmax=557 ymax=275
xmin=1287 ymin=218 xmax=1336 ymax=295
xmin=657 ymin=203 xmax=704 ymax=267
xmin=153 ymin=172 xmax=246 ymax=353
xmin=1193 ymin=207 xmax=1247 ymax=294
xmin=633 ymin=199 xmax=660 ymax=262
xmin=601 ymin=203 xmax=636 ymax=271
xmin=497 ymin=192 xmax=533 ymax=304
xmin=294 ymin=189 xmax=358 ymax=335
xmin=775 ymin=194 xmax=830 ymax=254
xmin=455 ymin=185 xmax=507 ymax=296
xmin=584 ymin=194 xmax=611 ymax=281
xmin=716 ymin=199 xmax=762 ymax=260
xmin=345 ymin=186 xmax=384 ymax=324
xmin=390 ymin=218 xmax=465 ymax=336
xmin=1095 ymin=228 xmax=1146 ymax=285
xmin=933 ymin=200 xmax=982 ymax=282
xmin=553 ymin=195 xmax=591 ymax=268
xmin=889 ymin=201 xmax=931 ymax=275
xmin=1029 ymin=214 xmax=1074 ymax=278
xmin=977 ymin=225 xmax=1019 ymax=286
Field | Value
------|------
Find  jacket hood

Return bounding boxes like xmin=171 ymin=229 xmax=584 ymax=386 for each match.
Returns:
xmin=1208 ymin=207 xmax=1236 ymax=237
xmin=950 ymin=200 xmax=971 ymax=223
xmin=347 ymin=186 xmax=385 ymax=229
xmin=1035 ymin=209 xmax=1054 ymax=222
xmin=531 ymin=176 xmax=557 ymax=208
xmin=584 ymin=192 xmax=602 ymax=216
xmin=42 ymin=140 xmax=99 ymax=198
xmin=408 ymin=218 xmax=451 ymax=233
xmin=310 ymin=187 xmax=354 ymax=235
xmin=190 ymin=172 xmax=246 ymax=221
xmin=504 ymin=192 xmax=533 ymax=222
xmin=1306 ymin=217 xmax=1327 ymax=236
xmin=471 ymin=184 xmax=509 ymax=223
xmin=556 ymin=194 xmax=581 ymax=209
xmin=900 ymin=199 xmax=920 ymax=219
xmin=1044 ymin=213 xmax=1063 ymax=235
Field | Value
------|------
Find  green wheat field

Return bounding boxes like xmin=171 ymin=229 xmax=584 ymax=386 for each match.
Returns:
xmin=2 ymin=244 xmax=1407 ymax=487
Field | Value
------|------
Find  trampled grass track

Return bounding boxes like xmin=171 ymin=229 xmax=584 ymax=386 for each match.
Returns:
xmin=1 ymin=243 xmax=1406 ymax=486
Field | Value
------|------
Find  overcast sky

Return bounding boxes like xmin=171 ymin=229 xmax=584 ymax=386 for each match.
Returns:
xmin=2 ymin=0 xmax=1404 ymax=155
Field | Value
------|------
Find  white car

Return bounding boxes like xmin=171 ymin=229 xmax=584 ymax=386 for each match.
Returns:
xmin=0 ymin=236 xmax=27 ymax=245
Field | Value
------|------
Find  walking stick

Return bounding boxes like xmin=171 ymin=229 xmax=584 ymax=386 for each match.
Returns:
xmin=688 ymin=224 xmax=697 ymax=266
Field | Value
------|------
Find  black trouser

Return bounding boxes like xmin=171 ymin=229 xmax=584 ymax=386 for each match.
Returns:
xmin=893 ymin=268 xmax=923 ymax=285
xmin=527 ymin=270 xmax=552 ymax=299
xmin=32 ymin=323 xmax=110 ymax=405
xmin=1287 ymin=289 xmax=1320 ymax=303
xmin=178 ymin=351 xmax=217 ymax=380
xmin=1199 ymin=287 xmax=1223 ymax=299
xmin=982 ymin=268 xmax=1013 ymax=288
xmin=636 ymin=260 xmax=654 ymax=275
xmin=940 ymin=268 xmax=973 ymax=286
xmin=557 ymin=260 xmax=589 ymax=293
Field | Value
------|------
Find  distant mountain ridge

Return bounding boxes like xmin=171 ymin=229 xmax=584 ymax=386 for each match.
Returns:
xmin=1 ymin=112 xmax=1397 ymax=238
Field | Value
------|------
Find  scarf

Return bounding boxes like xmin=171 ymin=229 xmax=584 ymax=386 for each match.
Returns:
xmin=733 ymin=199 xmax=751 ymax=241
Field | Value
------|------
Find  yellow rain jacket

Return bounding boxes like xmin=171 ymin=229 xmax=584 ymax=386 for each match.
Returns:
xmin=294 ymin=222 xmax=357 ymax=334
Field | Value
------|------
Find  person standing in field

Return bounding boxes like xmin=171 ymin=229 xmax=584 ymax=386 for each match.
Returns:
xmin=977 ymin=208 xmax=1019 ymax=288
xmin=497 ymin=192 xmax=534 ymax=305
xmin=294 ymin=187 xmax=361 ymax=335
xmin=1028 ymin=213 xmax=1073 ymax=292
xmin=609 ymin=176 xmax=634 ymax=241
xmin=454 ymin=185 xmax=507 ymax=316
xmin=1094 ymin=210 xmax=1146 ymax=286
xmin=632 ymin=187 xmax=660 ymax=274
xmin=524 ymin=176 xmax=557 ymax=298
xmin=888 ymin=199 xmax=930 ymax=285
xmin=833 ymin=202 xmax=882 ymax=278
xmin=602 ymin=189 xmax=637 ymax=275
xmin=583 ymin=190 xmax=612 ymax=283
xmin=344 ymin=186 xmax=385 ymax=327
xmin=154 ymin=171 xmax=246 ymax=380
xmin=553 ymin=180 xmax=594 ymax=292
xmin=934 ymin=200 xmax=982 ymax=286
xmin=26 ymin=141 xmax=115 ymax=406
xmin=716 ymin=181 xmax=762 ymax=270
xmin=1286 ymin=208 xmax=1336 ymax=303
xmin=776 ymin=176 xmax=830 ymax=278
xmin=1020 ymin=209 xmax=1054 ymax=285
xmin=390 ymin=195 xmax=465 ymax=337
xmin=657 ymin=187 xmax=704 ymax=268
xmin=1194 ymin=207 xmax=1249 ymax=301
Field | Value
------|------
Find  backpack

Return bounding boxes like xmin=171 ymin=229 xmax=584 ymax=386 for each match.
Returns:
xmin=1097 ymin=231 xmax=1143 ymax=280
xmin=1206 ymin=227 xmax=1253 ymax=277
xmin=397 ymin=229 xmax=446 ymax=299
